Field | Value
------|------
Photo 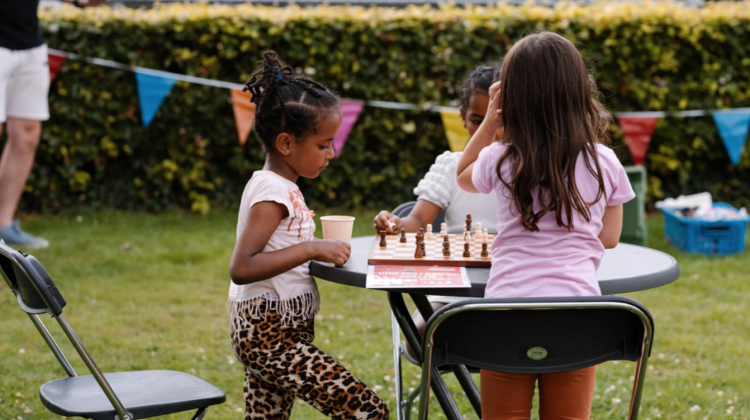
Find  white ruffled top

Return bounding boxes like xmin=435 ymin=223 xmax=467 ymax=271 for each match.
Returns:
xmin=414 ymin=151 xmax=498 ymax=234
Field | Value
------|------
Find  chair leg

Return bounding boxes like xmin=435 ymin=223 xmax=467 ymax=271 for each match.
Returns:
xmin=627 ymin=355 xmax=650 ymax=420
xmin=404 ymin=385 xmax=421 ymax=420
xmin=391 ymin=312 xmax=404 ymax=420
xmin=191 ymin=407 xmax=209 ymax=420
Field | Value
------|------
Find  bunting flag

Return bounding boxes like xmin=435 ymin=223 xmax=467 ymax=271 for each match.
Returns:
xmin=135 ymin=71 xmax=177 ymax=128
xmin=48 ymin=52 xmax=67 ymax=81
xmin=230 ymin=88 xmax=256 ymax=146
xmin=712 ymin=111 xmax=750 ymax=166
xmin=618 ymin=115 xmax=658 ymax=165
xmin=39 ymin=50 xmax=750 ymax=163
xmin=440 ymin=109 xmax=468 ymax=152
xmin=333 ymin=100 xmax=365 ymax=158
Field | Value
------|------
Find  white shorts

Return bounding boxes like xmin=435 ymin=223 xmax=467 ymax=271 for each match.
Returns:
xmin=0 ymin=44 xmax=50 ymax=123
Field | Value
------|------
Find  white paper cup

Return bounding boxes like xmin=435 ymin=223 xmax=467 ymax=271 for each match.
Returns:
xmin=320 ymin=216 xmax=356 ymax=244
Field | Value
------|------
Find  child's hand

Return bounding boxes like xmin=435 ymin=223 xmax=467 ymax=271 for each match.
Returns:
xmin=374 ymin=211 xmax=401 ymax=233
xmin=313 ymin=240 xmax=351 ymax=267
xmin=486 ymin=81 xmax=504 ymax=134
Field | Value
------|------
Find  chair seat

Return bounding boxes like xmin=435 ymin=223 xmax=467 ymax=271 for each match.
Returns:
xmin=40 ymin=370 xmax=226 ymax=420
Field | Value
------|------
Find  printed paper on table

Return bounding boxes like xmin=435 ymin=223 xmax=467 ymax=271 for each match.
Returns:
xmin=366 ymin=265 xmax=470 ymax=289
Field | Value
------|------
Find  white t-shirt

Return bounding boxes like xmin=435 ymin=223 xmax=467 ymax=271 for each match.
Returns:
xmin=228 ymin=171 xmax=319 ymax=322
xmin=414 ymin=151 xmax=498 ymax=233
xmin=414 ymin=151 xmax=499 ymax=304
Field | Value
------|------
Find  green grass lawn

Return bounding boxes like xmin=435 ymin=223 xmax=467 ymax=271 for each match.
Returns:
xmin=0 ymin=209 xmax=748 ymax=420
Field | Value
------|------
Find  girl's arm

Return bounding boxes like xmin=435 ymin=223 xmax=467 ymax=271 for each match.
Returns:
xmin=456 ymin=81 xmax=503 ymax=193
xmin=230 ymin=201 xmax=350 ymax=285
xmin=598 ymin=205 xmax=624 ymax=249
xmin=374 ymin=200 xmax=443 ymax=233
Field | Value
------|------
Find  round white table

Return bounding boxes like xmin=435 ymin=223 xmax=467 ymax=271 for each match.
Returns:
xmin=310 ymin=236 xmax=680 ymax=420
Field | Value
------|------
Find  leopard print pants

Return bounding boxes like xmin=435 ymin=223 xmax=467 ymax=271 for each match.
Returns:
xmin=231 ymin=299 xmax=390 ymax=420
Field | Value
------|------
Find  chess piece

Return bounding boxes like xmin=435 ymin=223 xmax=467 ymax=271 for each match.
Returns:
xmin=481 ymin=242 xmax=489 ymax=258
xmin=416 ymin=229 xmax=424 ymax=247
xmin=475 ymin=222 xmax=482 ymax=237
xmin=442 ymin=235 xmax=450 ymax=256
xmin=463 ymin=242 xmax=471 ymax=257
xmin=399 ymin=228 xmax=407 ymax=243
xmin=420 ymin=241 xmax=426 ymax=258
xmin=483 ymin=228 xmax=489 ymax=243
xmin=440 ymin=223 xmax=447 ymax=236
xmin=465 ymin=214 xmax=472 ymax=232
xmin=414 ymin=241 xmax=422 ymax=258
xmin=379 ymin=230 xmax=387 ymax=248
xmin=426 ymin=224 xmax=433 ymax=240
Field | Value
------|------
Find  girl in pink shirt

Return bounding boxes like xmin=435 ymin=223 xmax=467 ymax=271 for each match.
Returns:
xmin=456 ymin=32 xmax=635 ymax=420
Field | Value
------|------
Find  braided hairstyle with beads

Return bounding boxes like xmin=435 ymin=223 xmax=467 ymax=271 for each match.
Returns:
xmin=244 ymin=51 xmax=340 ymax=153
xmin=458 ymin=65 xmax=499 ymax=114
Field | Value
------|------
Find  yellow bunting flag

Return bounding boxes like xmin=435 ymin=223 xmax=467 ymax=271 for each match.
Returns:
xmin=440 ymin=109 xmax=468 ymax=152
xmin=230 ymin=88 xmax=256 ymax=145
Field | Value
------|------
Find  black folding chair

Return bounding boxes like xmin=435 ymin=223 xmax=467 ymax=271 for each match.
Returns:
xmin=0 ymin=240 xmax=226 ymax=420
xmin=417 ymin=296 xmax=655 ymax=420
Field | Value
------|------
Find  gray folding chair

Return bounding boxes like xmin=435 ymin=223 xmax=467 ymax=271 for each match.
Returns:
xmin=0 ymin=240 xmax=226 ymax=420
xmin=417 ymin=296 xmax=655 ymax=420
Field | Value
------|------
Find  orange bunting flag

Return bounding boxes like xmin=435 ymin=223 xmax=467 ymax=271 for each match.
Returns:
xmin=231 ymin=88 xmax=256 ymax=145
xmin=618 ymin=115 xmax=659 ymax=166
xmin=48 ymin=52 xmax=67 ymax=81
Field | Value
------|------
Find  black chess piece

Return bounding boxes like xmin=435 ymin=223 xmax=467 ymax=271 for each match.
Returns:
xmin=442 ymin=236 xmax=451 ymax=257
xmin=463 ymin=242 xmax=471 ymax=257
xmin=379 ymin=230 xmax=387 ymax=248
xmin=399 ymin=228 xmax=407 ymax=243
xmin=481 ymin=242 xmax=489 ymax=257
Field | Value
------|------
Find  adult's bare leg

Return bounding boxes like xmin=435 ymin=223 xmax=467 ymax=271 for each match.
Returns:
xmin=0 ymin=118 xmax=41 ymax=226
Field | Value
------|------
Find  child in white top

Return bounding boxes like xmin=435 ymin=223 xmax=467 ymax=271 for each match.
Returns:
xmin=373 ymin=66 xmax=501 ymax=357
xmin=228 ymin=51 xmax=389 ymax=420
xmin=374 ymin=66 xmax=499 ymax=236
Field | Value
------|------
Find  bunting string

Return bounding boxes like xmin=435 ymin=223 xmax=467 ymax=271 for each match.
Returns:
xmin=47 ymin=49 xmax=750 ymax=165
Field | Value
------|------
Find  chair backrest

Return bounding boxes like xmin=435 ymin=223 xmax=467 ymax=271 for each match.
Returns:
xmin=424 ymin=296 xmax=654 ymax=374
xmin=0 ymin=241 xmax=66 ymax=317
xmin=392 ymin=201 xmax=445 ymax=233
xmin=0 ymin=240 xmax=132 ymax=419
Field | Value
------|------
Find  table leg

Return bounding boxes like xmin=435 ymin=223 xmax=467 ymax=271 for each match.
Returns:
xmin=408 ymin=294 xmax=482 ymax=418
xmin=388 ymin=292 xmax=463 ymax=420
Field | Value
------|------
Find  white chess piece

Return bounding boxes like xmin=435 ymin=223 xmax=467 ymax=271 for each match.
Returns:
xmin=475 ymin=222 xmax=482 ymax=237
xmin=426 ymin=224 xmax=433 ymax=240
xmin=483 ymin=228 xmax=489 ymax=243
xmin=440 ymin=223 xmax=447 ymax=236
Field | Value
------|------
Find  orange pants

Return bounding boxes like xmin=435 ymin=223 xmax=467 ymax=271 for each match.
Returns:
xmin=480 ymin=367 xmax=597 ymax=420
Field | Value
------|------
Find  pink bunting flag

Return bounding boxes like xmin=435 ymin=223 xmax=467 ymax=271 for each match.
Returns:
xmin=48 ymin=52 xmax=67 ymax=81
xmin=333 ymin=100 xmax=365 ymax=158
xmin=618 ymin=115 xmax=659 ymax=166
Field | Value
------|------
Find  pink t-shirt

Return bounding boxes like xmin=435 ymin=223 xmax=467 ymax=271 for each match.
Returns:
xmin=472 ymin=142 xmax=635 ymax=299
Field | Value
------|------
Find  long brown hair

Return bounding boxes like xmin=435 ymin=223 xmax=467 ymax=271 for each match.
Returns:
xmin=497 ymin=32 xmax=610 ymax=232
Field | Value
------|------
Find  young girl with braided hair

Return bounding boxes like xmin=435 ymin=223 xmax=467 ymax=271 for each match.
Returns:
xmin=228 ymin=51 xmax=389 ymax=420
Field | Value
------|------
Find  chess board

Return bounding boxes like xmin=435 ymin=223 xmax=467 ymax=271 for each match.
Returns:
xmin=368 ymin=233 xmax=494 ymax=267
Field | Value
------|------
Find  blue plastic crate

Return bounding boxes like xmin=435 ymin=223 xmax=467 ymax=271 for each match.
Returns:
xmin=662 ymin=202 xmax=750 ymax=256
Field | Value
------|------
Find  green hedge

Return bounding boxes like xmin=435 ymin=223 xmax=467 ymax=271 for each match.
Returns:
xmin=6 ymin=2 xmax=749 ymax=213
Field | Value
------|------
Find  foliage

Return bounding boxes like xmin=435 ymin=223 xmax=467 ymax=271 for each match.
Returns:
xmin=5 ymin=1 xmax=748 ymax=213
